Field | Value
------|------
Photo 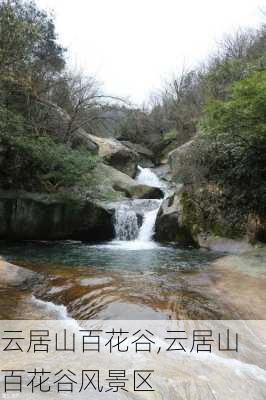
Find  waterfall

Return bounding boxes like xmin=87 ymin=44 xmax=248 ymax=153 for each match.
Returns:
xmin=112 ymin=167 xmax=166 ymax=246
xmin=137 ymin=207 xmax=160 ymax=241
xmin=135 ymin=166 xmax=165 ymax=242
xmin=114 ymin=204 xmax=139 ymax=240
xmin=136 ymin=166 xmax=164 ymax=189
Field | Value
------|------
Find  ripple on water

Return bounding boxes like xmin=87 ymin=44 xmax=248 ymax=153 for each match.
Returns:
xmin=2 ymin=240 xmax=265 ymax=320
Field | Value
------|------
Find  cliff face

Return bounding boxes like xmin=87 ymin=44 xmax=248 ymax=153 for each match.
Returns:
xmin=0 ymin=191 xmax=114 ymax=241
xmin=154 ymin=188 xmax=266 ymax=249
xmin=154 ymin=138 xmax=266 ymax=248
xmin=0 ymin=159 xmax=164 ymax=241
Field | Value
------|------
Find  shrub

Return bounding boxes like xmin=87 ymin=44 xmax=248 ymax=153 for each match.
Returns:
xmin=201 ymin=70 xmax=266 ymax=141
xmin=0 ymin=134 xmax=98 ymax=191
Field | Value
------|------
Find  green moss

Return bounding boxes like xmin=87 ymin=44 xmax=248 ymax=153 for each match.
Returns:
xmin=180 ymin=188 xmax=247 ymax=241
xmin=164 ymin=129 xmax=178 ymax=141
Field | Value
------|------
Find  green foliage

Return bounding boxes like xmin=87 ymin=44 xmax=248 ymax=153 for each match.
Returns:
xmin=0 ymin=1 xmax=100 ymax=194
xmin=0 ymin=0 xmax=65 ymax=89
xmin=0 ymin=0 xmax=66 ymax=140
xmin=201 ymin=70 xmax=266 ymax=140
xmin=178 ymin=70 xmax=266 ymax=238
xmin=164 ymin=129 xmax=178 ymax=141
xmin=0 ymin=133 xmax=98 ymax=191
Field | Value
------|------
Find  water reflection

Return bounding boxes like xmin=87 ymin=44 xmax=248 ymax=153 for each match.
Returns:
xmin=0 ymin=240 xmax=265 ymax=320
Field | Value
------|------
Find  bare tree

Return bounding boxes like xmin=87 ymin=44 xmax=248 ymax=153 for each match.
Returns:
xmin=49 ymin=71 xmax=127 ymax=141
xmin=218 ymin=28 xmax=256 ymax=59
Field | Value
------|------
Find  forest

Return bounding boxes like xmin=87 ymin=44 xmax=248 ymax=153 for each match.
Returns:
xmin=0 ymin=0 xmax=265 ymax=244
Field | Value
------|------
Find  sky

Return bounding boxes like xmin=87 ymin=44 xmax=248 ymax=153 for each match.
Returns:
xmin=37 ymin=0 xmax=265 ymax=105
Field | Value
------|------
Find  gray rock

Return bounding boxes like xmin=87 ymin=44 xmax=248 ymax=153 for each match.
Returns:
xmin=168 ymin=140 xmax=195 ymax=178
xmin=198 ymin=235 xmax=254 ymax=253
xmin=88 ymin=163 xmax=163 ymax=201
xmin=0 ymin=191 xmax=114 ymax=241
xmin=0 ymin=258 xmax=37 ymax=287
xmin=121 ymin=141 xmax=155 ymax=167
xmin=154 ymin=191 xmax=196 ymax=245
xmin=86 ymin=135 xmax=138 ymax=177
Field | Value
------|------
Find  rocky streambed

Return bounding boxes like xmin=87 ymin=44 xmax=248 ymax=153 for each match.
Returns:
xmin=0 ymin=165 xmax=265 ymax=321
xmin=0 ymin=242 xmax=265 ymax=321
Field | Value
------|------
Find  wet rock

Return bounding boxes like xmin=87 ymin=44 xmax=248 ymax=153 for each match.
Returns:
xmin=198 ymin=235 xmax=254 ymax=253
xmin=0 ymin=191 xmax=114 ymax=241
xmin=0 ymin=258 xmax=37 ymax=287
xmin=154 ymin=192 xmax=196 ymax=245
xmin=155 ymin=187 xmax=262 ymax=249
xmin=212 ymin=246 xmax=266 ymax=278
xmin=121 ymin=184 xmax=163 ymax=199
xmin=89 ymin=163 xmax=163 ymax=200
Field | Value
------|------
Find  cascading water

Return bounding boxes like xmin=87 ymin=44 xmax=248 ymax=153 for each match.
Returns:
xmin=135 ymin=166 xmax=165 ymax=242
xmin=136 ymin=165 xmax=164 ymax=189
xmin=112 ymin=166 xmax=166 ymax=246
xmin=114 ymin=204 xmax=139 ymax=240
xmin=137 ymin=207 xmax=160 ymax=241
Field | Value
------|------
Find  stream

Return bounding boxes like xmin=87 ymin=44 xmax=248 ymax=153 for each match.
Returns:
xmin=1 ymin=168 xmax=266 ymax=399
xmin=0 ymin=167 xmax=265 ymax=321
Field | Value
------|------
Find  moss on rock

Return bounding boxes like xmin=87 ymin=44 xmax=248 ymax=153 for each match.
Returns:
xmin=0 ymin=191 xmax=114 ymax=241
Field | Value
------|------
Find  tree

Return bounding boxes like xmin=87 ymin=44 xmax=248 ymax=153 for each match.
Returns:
xmin=0 ymin=0 xmax=65 ymax=93
xmin=201 ymin=70 xmax=266 ymax=142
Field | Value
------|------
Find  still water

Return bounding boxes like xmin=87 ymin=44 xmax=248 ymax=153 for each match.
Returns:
xmin=0 ymin=167 xmax=265 ymax=321
xmin=0 ymin=239 xmax=240 ymax=320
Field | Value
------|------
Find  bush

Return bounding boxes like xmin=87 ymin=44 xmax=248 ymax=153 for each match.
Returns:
xmin=201 ymin=70 xmax=266 ymax=140
xmin=177 ymin=71 xmax=266 ymax=238
xmin=0 ymin=134 xmax=98 ymax=191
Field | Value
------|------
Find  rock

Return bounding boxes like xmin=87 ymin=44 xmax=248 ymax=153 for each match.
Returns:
xmin=123 ymin=184 xmax=163 ymax=199
xmin=153 ymin=164 xmax=174 ymax=183
xmin=197 ymin=235 xmax=254 ymax=254
xmin=168 ymin=140 xmax=195 ymax=178
xmin=0 ymin=258 xmax=37 ymax=287
xmin=247 ymin=214 xmax=266 ymax=243
xmin=88 ymin=163 xmax=164 ymax=201
xmin=155 ymin=186 xmax=264 ymax=249
xmin=119 ymin=129 xmax=163 ymax=154
xmin=38 ymin=102 xmax=156 ymax=176
xmin=154 ymin=191 xmax=196 ymax=245
xmin=0 ymin=191 xmax=114 ymax=241
xmin=86 ymin=135 xmax=138 ymax=177
xmin=121 ymin=141 xmax=155 ymax=167
xmin=159 ymin=140 xmax=179 ymax=165
xmin=212 ymin=246 xmax=266 ymax=277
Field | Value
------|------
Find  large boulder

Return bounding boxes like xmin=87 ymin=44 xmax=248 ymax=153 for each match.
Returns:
xmin=155 ymin=185 xmax=266 ymax=248
xmin=0 ymin=258 xmax=38 ymax=287
xmin=121 ymin=141 xmax=155 ymax=167
xmin=40 ymin=102 xmax=155 ymax=177
xmin=168 ymin=140 xmax=195 ymax=178
xmin=154 ymin=191 xmax=196 ymax=245
xmin=86 ymin=135 xmax=138 ymax=177
xmin=87 ymin=163 xmax=164 ymax=201
xmin=0 ymin=191 xmax=114 ymax=241
xmin=197 ymin=235 xmax=254 ymax=253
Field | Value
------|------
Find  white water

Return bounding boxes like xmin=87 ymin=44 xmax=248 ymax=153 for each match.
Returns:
xmin=136 ymin=165 xmax=165 ymax=189
xmin=30 ymin=295 xmax=71 ymax=320
xmin=137 ymin=207 xmax=160 ymax=241
xmin=114 ymin=204 xmax=139 ymax=240
xmin=111 ymin=167 xmax=165 ymax=249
